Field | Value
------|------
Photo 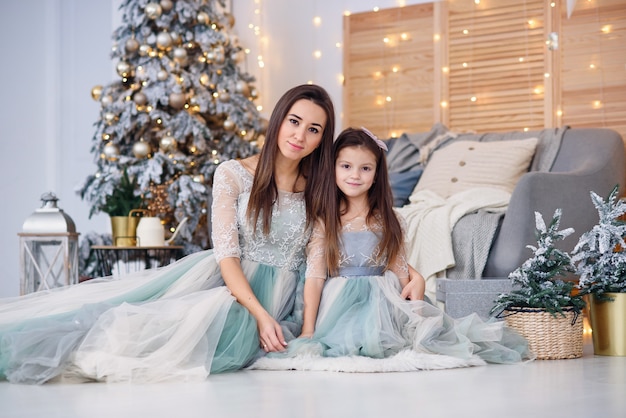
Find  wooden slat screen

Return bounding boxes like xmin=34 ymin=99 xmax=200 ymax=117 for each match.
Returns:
xmin=446 ymin=0 xmax=546 ymax=132
xmin=560 ymin=0 xmax=626 ymax=139
xmin=342 ymin=4 xmax=435 ymax=138
xmin=343 ymin=0 xmax=626 ymax=139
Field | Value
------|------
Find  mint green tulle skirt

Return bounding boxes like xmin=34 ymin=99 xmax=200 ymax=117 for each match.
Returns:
xmin=0 ymin=250 xmax=302 ymax=384
xmin=270 ymin=272 xmax=532 ymax=365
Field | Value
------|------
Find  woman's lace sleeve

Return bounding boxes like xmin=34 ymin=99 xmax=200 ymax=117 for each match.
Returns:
xmin=305 ymin=221 xmax=328 ymax=280
xmin=211 ymin=162 xmax=242 ymax=263
xmin=389 ymin=212 xmax=409 ymax=280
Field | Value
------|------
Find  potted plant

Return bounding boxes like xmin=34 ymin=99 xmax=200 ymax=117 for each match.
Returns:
xmin=571 ymin=185 xmax=626 ymax=356
xmin=490 ymin=209 xmax=586 ymax=360
xmin=101 ymin=169 xmax=144 ymax=246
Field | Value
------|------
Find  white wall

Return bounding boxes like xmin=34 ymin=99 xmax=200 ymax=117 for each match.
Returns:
xmin=0 ymin=0 xmax=428 ymax=297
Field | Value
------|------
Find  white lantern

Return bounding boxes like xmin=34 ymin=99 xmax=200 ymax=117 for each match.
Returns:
xmin=18 ymin=192 xmax=80 ymax=294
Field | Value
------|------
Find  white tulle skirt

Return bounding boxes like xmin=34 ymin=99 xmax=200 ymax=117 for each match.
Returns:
xmin=0 ymin=250 xmax=302 ymax=384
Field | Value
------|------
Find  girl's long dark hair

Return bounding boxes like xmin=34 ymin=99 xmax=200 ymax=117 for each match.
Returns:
xmin=247 ymin=84 xmax=336 ymax=234
xmin=324 ymin=128 xmax=403 ymax=275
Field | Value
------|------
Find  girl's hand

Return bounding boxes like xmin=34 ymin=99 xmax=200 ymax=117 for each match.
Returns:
xmin=402 ymin=266 xmax=425 ymax=300
xmin=257 ymin=313 xmax=288 ymax=352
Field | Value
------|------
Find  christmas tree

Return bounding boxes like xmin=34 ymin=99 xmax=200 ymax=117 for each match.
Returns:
xmin=77 ymin=0 xmax=264 ymax=257
xmin=490 ymin=209 xmax=586 ymax=317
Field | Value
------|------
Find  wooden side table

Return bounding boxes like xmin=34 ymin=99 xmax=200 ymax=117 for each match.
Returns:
xmin=91 ymin=245 xmax=184 ymax=277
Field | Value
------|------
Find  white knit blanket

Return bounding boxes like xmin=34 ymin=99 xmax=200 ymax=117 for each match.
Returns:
xmin=395 ymin=188 xmax=511 ymax=300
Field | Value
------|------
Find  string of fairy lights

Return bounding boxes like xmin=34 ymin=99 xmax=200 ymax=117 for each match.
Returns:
xmin=242 ymin=0 xmax=613 ymax=135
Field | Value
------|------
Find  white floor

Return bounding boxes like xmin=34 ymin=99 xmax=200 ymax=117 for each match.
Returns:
xmin=0 ymin=338 xmax=624 ymax=418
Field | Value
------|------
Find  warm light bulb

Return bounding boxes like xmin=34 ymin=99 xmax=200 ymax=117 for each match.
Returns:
xmin=440 ymin=101 xmax=448 ymax=108
xmin=313 ymin=50 xmax=322 ymax=59
xmin=463 ymin=29 xmax=469 ymax=35
xmin=313 ymin=16 xmax=321 ymax=26
xmin=470 ymin=96 xmax=477 ymax=102
xmin=336 ymin=42 xmax=342 ymax=48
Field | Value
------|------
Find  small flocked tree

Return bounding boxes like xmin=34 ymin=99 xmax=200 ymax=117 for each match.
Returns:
xmin=572 ymin=185 xmax=626 ymax=301
xmin=77 ymin=0 xmax=264 ymax=261
xmin=490 ymin=209 xmax=586 ymax=317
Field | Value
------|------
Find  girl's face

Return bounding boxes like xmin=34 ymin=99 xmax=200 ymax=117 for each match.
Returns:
xmin=335 ymin=146 xmax=377 ymax=200
xmin=277 ymin=99 xmax=327 ymax=162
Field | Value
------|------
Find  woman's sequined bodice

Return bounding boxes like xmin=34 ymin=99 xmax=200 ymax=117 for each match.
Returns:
xmin=211 ymin=160 xmax=309 ymax=271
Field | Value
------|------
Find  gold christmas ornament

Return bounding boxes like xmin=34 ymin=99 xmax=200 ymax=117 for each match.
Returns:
xmin=224 ymin=12 xmax=236 ymax=28
xmin=132 ymin=140 xmax=151 ymax=158
xmin=125 ymin=38 xmax=140 ymax=54
xmin=103 ymin=142 xmax=120 ymax=161
xmin=223 ymin=118 xmax=235 ymax=131
xmin=218 ymin=90 xmax=230 ymax=102
xmin=231 ymin=50 xmax=244 ymax=63
xmin=159 ymin=135 xmax=178 ymax=152
xmin=133 ymin=92 xmax=148 ymax=106
xmin=145 ymin=2 xmax=162 ymax=19
xmin=168 ymin=92 xmax=186 ymax=109
xmin=101 ymin=132 xmax=113 ymax=141
xmin=160 ymin=0 xmax=173 ymax=12
xmin=192 ymin=174 xmax=205 ymax=183
xmin=250 ymin=88 xmax=259 ymax=99
xmin=156 ymin=32 xmax=173 ymax=50
xmin=139 ymin=44 xmax=151 ymax=56
xmin=91 ymin=85 xmax=103 ymax=101
xmin=157 ymin=69 xmax=169 ymax=81
xmin=101 ymin=95 xmax=113 ymax=106
xmin=170 ymin=32 xmax=181 ymax=45
xmin=199 ymin=73 xmax=210 ymax=86
xmin=197 ymin=11 xmax=210 ymax=25
xmin=235 ymin=80 xmax=250 ymax=97
xmin=116 ymin=61 xmax=132 ymax=77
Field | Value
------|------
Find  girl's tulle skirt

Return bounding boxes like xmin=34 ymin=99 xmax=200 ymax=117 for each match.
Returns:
xmin=266 ymin=272 xmax=532 ymax=367
xmin=0 ymin=250 xmax=302 ymax=384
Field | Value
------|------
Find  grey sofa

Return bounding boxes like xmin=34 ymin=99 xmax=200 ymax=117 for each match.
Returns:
xmin=388 ymin=126 xmax=626 ymax=318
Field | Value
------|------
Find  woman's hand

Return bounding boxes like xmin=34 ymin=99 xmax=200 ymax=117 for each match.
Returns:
xmin=257 ymin=313 xmax=288 ymax=352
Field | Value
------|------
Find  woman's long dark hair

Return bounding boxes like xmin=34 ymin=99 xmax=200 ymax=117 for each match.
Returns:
xmin=247 ymin=84 xmax=336 ymax=234
xmin=324 ymin=128 xmax=403 ymax=275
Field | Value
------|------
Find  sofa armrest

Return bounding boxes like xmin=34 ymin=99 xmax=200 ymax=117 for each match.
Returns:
xmin=484 ymin=129 xmax=626 ymax=278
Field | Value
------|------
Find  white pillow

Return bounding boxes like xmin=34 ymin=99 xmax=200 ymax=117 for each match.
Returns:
xmin=412 ymin=137 xmax=538 ymax=199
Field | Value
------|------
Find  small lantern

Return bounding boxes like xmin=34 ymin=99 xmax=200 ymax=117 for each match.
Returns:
xmin=18 ymin=192 xmax=80 ymax=295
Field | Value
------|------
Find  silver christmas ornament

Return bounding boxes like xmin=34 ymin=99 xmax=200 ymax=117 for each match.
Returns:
xmin=156 ymin=32 xmax=173 ymax=50
xmin=133 ymin=140 xmax=151 ymax=158
xmin=157 ymin=69 xmax=169 ymax=81
xmin=103 ymin=142 xmax=120 ymax=161
xmin=160 ymin=0 xmax=173 ymax=12
xmin=125 ymin=38 xmax=140 ymax=54
xmin=159 ymin=135 xmax=178 ymax=152
xmin=169 ymin=92 xmax=186 ymax=109
xmin=145 ymin=3 xmax=162 ymax=20
xmin=133 ymin=92 xmax=148 ymax=106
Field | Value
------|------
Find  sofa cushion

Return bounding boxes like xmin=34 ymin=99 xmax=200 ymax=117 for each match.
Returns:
xmin=412 ymin=137 xmax=538 ymax=199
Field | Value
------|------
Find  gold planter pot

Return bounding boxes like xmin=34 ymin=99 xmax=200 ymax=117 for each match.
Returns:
xmin=589 ymin=293 xmax=626 ymax=356
xmin=110 ymin=215 xmax=140 ymax=246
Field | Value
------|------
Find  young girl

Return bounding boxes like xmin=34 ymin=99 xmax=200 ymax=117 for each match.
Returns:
xmin=281 ymin=127 xmax=531 ymax=363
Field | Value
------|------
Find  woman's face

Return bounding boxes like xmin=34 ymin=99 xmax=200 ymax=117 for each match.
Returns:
xmin=276 ymin=99 xmax=327 ymax=162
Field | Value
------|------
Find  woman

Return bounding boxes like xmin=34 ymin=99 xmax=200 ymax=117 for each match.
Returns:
xmin=0 ymin=84 xmax=336 ymax=384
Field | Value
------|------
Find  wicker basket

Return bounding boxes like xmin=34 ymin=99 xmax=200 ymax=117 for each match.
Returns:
xmin=503 ymin=307 xmax=583 ymax=360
